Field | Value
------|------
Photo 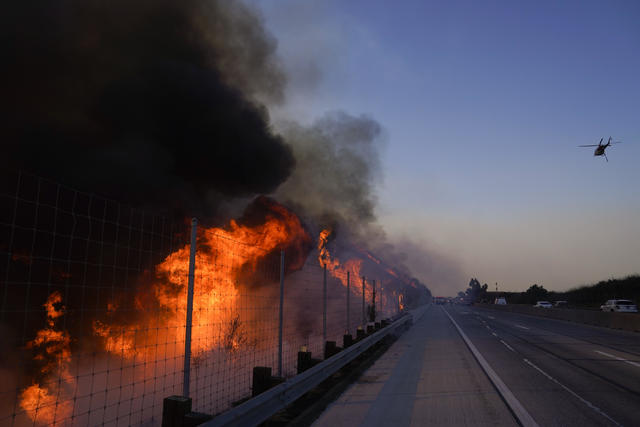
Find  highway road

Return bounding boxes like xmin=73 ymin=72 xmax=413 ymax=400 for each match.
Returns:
xmin=314 ymin=304 xmax=640 ymax=426
xmin=450 ymin=305 xmax=640 ymax=426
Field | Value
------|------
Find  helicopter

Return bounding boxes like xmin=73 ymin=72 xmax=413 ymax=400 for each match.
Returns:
xmin=578 ymin=136 xmax=622 ymax=162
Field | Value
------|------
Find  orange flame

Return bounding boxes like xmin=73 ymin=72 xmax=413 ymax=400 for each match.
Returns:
xmin=20 ymin=198 xmax=311 ymax=424
xmin=317 ymin=229 xmax=367 ymax=297
xmin=20 ymin=292 xmax=74 ymax=425
xmin=20 ymin=384 xmax=73 ymax=426
xmin=95 ymin=199 xmax=311 ymax=359
xmin=365 ymin=252 xmax=382 ymax=265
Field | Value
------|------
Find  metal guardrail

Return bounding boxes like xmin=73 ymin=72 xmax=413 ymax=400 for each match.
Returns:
xmin=202 ymin=313 xmax=413 ymax=427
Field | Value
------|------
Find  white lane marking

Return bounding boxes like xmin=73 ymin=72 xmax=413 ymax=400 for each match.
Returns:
xmin=488 ymin=316 xmax=496 ymax=320
xmin=515 ymin=324 xmax=529 ymax=330
xmin=523 ymin=358 xmax=621 ymax=427
xmin=500 ymin=340 xmax=516 ymax=353
xmin=443 ymin=307 xmax=539 ymax=427
xmin=595 ymin=350 xmax=640 ymax=368
xmin=491 ymin=332 xmax=498 ymax=337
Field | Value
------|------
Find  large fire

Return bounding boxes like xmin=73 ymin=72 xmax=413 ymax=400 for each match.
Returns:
xmin=19 ymin=198 xmax=312 ymax=424
xmin=17 ymin=199 xmax=416 ymax=425
xmin=93 ymin=197 xmax=311 ymax=359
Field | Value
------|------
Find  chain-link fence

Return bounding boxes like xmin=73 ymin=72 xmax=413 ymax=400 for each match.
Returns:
xmin=0 ymin=169 xmax=402 ymax=426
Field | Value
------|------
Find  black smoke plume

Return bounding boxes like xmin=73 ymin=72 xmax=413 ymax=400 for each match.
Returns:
xmin=0 ymin=0 xmax=292 ymax=218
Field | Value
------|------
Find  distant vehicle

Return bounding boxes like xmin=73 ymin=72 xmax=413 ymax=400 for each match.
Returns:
xmin=600 ymin=299 xmax=638 ymax=313
xmin=457 ymin=297 xmax=473 ymax=306
xmin=578 ymin=136 xmax=622 ymax=162
xmin=553 ymin=301 xmax=569 ymax=308
xmin=494 ymin=297 xmax=507 ymax=305
xmin=534 ymin=301 xmax=553 ymax=308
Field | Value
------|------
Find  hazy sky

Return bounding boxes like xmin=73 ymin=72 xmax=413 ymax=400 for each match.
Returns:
xmin=254 ymin=0 xmax=640 ymax=295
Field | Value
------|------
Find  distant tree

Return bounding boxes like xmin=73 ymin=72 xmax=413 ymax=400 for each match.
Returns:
xmin=560 ymin=275 xmax=640 ymax=308
xmin=523 ymin=284 xmax=548 ymax=304
xmin=464 ymin=278 xmax=488 ymax=303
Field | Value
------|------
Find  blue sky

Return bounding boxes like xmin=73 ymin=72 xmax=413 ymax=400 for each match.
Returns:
xmin=255 ymin=0 xmax=640 ymax=294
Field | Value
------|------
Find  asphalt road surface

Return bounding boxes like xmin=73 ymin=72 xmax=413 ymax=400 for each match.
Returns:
xmin=314 ymin=304 xmax=640 ymax=426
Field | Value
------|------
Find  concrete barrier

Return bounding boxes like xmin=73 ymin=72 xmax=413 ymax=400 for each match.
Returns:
xmin=476 ymin=304 xmax=640 ymax=332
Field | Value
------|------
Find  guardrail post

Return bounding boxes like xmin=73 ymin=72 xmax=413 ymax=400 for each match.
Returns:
xmin=162 ymin=396 xmax=192 ymax=427
xmin=278 ymin=250 xmax=285 ymax=377
xmin=183 ymin=217 xmax=197 ymax=398
xmin=323 ymin=263 xmax=327 ymax=346
xmin=252 ymin=367 xmax=272 ymax=397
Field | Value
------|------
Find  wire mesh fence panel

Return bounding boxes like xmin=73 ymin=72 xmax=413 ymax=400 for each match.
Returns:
xmin=0 ymin=169 xmax=188 ymax=426
xmin=282 ymin=263 xmax=324 ymax=372
xmin=324 ymin=270 xmax=352 ymax=345
xmin=1 ymin=169 xmax=414 ymax=426
xmin=184 ymin=231 xmax=281 ymax=416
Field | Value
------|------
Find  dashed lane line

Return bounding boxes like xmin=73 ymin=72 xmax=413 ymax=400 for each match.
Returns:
xmin=523 ymin=358 xmax=622 ymax=427
xmin=595 ymin=350 xmax=640 ymax=368
xmin=500 ymin=340 xmax=516 ymax=353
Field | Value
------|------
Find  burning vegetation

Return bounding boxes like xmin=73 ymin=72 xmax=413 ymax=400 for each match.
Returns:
xmin=11 ymin=196 xmax=429 ymax=425
xmin=92 ymin=197 xmax=312 ymax=361
xmin=19 ymin=293 xmax=74 ymax=425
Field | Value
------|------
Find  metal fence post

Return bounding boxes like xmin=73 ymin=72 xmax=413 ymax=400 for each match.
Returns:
xmin=372 ymin=279 xmax=376 ymax=322
xmin=183 ymin=217 xmax=198 ymax=397
xmin=278 ymin=250 xmax=285 ymax=377
xmin=346 ymin=271 xmax=350 ymax=334
xmin=361 ymin=276 xmax=366 ymax=326
xmin=323 ymin=263 xmax=327 ymax=345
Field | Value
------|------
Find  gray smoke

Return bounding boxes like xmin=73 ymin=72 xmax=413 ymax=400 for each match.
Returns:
xmin=275 ymin=111 xmax=384 ymax=239
xmin=379 ymin=237 xmax=465 ymax=296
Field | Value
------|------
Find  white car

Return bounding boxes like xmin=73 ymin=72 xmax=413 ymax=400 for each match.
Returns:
xmin=494 ymin=297 xmax=507 ymax=305
xmin=534 ymin=301 xmax=553 ymax=308
xmin=600 ymin=299 xmax=638 ymax=313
